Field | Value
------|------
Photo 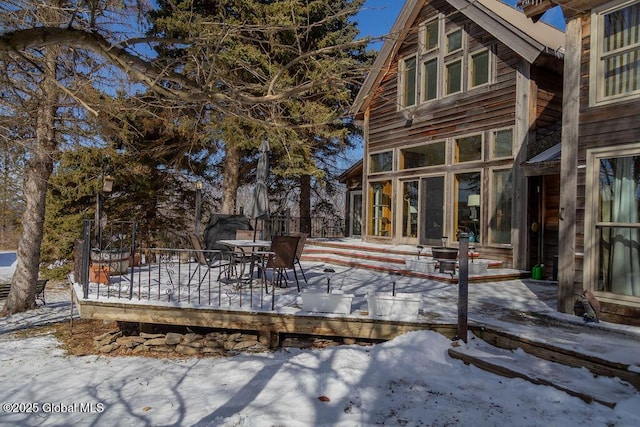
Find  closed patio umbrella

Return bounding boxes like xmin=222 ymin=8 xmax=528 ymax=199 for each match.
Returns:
xmin=249 ymin=140 xmax=270 ymax=240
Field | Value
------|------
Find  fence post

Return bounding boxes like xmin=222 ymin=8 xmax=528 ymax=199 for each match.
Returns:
xmin=81 ymin=219 xmax=92 ymax=299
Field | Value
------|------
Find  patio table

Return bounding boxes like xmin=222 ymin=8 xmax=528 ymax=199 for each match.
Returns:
xmin=218 ymin=239 xmax=272 ymax=289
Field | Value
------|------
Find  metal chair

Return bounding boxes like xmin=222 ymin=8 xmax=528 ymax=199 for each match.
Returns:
xmin=261 ymin=235 xmax=301 ymax=292
xmin=290 ymin=232 xmax=308 ymax=284
xmin=188 ymin=233 xmax=231 ymax=287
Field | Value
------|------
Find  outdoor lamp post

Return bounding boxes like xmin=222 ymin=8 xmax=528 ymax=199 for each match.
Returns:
xmin=96 ymin=175 xmax=114 ymax=248
xmin=195 ymin=180 xmax=203 ymax=235
xmin=389 ymin=270 xmax=402 ymax=296
xmin=323 ymin=268 xmax=335 ymax=293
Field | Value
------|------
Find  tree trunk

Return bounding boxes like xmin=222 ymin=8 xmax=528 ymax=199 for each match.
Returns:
xmin=220 ymin=144 xmax=240 ymax=215
xmin=2 ymin=50 xmax=58 ymax=316
xmin=299 ymin=175 xmax=311 ymax=234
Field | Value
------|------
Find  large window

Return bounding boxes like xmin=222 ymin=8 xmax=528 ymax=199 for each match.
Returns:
xmin=420 ymin=176 xmax=445 ymax=242
xmin=490 ymin=169 xmax=513 ymax=244
xmin=400 ymin=142 xmax=446 ymax=169
xmin=596 ymin=155 xmax=640 ymax=296
xmin=400 ymin=14 xmax=495 ymax=108
xmin=454 ymin=172 xmax=481 ymax=241
xmin=591 ymin=0 xmax=640 ymax=104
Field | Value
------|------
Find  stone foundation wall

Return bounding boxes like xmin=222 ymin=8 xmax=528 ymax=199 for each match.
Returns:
xmin=93 ymin=330 xmax=269 ymax=356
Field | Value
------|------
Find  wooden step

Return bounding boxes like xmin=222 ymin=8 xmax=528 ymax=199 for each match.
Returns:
xmin=448 ymin=341 xmax=638 ymax=408
xmin=301 ymin=239 xmax=525 ymax=283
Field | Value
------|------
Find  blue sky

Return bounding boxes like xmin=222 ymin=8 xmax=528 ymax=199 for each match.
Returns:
xmin=356 ymin=0 xmax=566 ymax=41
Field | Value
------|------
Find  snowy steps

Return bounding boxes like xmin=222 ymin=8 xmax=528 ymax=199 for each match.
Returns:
xmin=448 ymin=340 xmax=638 ymax=408
xmin=302 ymin=239 xmax=526 ymax=282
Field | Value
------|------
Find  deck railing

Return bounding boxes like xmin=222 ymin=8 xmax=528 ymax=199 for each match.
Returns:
xmin=78 ymin=220 xmax=286 ymax=310
xmin=80 ymin=246 xmax=284 ymax=310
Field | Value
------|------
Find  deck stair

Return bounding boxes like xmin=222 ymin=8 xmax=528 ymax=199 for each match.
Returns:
xmin=448 ymin=339 xmax=638 ymax=408
xmin=301 ymin=238 xmax=527 ymax=283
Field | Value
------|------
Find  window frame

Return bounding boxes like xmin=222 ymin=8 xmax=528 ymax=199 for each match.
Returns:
xmin=399 ymin=54 xmax=418 ymax=108
xmin=454 ymin=133 xmax=484 ymax=163
xmin=400 ymin=140 xmax=447 ymax=170
xmin=421 ymin=18 xmax=440 ymax=54
xmin=398 ymin=14 xmax=496 ymax=109
xmin=488 ymin=166 xmax=514 ymax=246
xmin=584 ymin=143 xmax=640 ymax=301
xmin=469 ymin=48 xmax=492 ymax=89
xmin=490 ymin=127 xmax=514 ymax=160
xmin=589 ymin=0 xmax=640 ymax=106
xmin=369 ymin=150 xmax=394 ymax=174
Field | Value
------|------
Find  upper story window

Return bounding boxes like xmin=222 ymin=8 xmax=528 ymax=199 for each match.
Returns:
xmin=369 ymin=151 xmax=393 ymax=173
xmin=446 ymin=29 xmax=463 ymax=54
xmin=399 ymin=14 xmax=495 ymax=109
xmin=470 ymin=49 xmax=491 ymax=87
xmin=400 ymin=56 xmax=418 ymax=107
xmin=590 ymin=0 xmax=640 ymax=105
xmin=423 ymin=19 xmax=439 ymax=52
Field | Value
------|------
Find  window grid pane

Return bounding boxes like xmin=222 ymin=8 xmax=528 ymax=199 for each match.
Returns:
xmin=455 ymin=172 xmax=481 ymax=241
xmin=401 ymin=142 xmax=446 ymax=169
xmin=471 ymin=50 xmax=489 ymax=87
xmin=446 ymin=60 xmax=462 ymax=94
xmin=455 ymin=135 xmax=482 ymax=162
xmin=493 ymin=129 xmax=513 ymax=158
xmin=425 ymin=20 xmax=439 ymax=51
xmin=604 ymin=48 xmax=640 ymax=96
xmin=423 ymin=58 xmax=439 ymax=100
xmin=491 ymin=170 xmax=513 ymax=244
xmin=447 ymin=30 xmax=462 ymax=53
xmin=370 ymin=152 xmax=393 ymax=173
xmin=403 ymin=57 xmax=417 ymax=106
xmin=402 ymin=181 xmax=419 ymax=238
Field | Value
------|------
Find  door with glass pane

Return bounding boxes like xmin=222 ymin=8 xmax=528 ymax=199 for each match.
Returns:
xmin=420 ymin=176 xmax=445 ymax=245
xmin=401 ymin=181 xmax=419 ymax=240
xmin=369 ymin=181 xmax=392 ymax=237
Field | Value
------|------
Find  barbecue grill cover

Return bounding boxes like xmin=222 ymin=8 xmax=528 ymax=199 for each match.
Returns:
xmin=203 ymin=214 xmax=253 ymax=252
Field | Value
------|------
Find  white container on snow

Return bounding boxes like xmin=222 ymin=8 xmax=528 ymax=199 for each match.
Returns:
xmin=413 ymin=259 xmax=437 ymax=274
xmin=468 ymin=260 xmax=489 ymax=275
xmin=366 ymin=293 xmax=422 ymax=318
xmin=301 ymin=290 xmax=354 ymax=314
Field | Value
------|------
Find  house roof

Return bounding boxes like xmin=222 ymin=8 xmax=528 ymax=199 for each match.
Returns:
xmin=352 ymin=0 xmax=565 ymax=116
xmin=338 ymin=159 xmax=363 ymax=184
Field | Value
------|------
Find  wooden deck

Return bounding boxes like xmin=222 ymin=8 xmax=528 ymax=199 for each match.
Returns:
xmin=72 ymin=282 xmax=458 ymax=345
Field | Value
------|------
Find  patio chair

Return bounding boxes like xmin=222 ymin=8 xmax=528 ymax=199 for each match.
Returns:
xmin=260 ymin=235 xmax=301 ymax=293
xmin=188 ymin=233 xmax=231 ymax=286
xmin=290 ymin=232 xmax=308 ymax=284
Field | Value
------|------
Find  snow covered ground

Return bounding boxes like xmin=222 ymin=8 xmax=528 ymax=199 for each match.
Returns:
xmin=1 ymin=251 xmax=640 ymax=426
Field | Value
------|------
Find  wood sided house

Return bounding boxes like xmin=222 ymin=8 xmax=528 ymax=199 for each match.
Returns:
xmin=350 ymin=1 xmax=564 ymax=277
xmin=519 ymin=0 xmax=640 ymax=325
